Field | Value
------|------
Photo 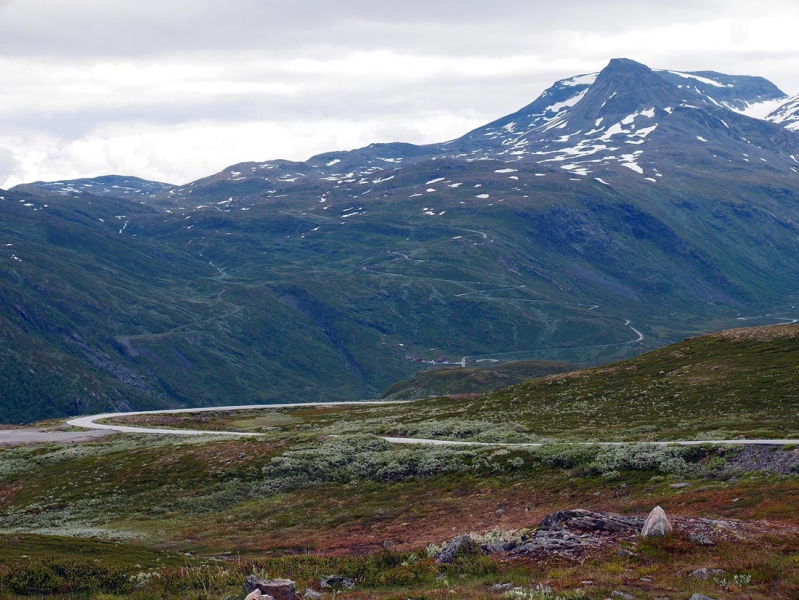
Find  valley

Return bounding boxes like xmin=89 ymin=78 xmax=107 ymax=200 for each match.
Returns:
xmin=3 ymin=56 xmax=799 ymax=599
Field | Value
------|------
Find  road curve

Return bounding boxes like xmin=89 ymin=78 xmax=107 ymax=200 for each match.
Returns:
xmin=66 ymin=404 xmax=799 ymax=447
xmin=66 ymin=402 xmax=408 ymax=437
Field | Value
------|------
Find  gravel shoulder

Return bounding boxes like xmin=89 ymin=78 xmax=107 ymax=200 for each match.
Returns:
xmin=0 ymin=427 xmax=115 ymax=446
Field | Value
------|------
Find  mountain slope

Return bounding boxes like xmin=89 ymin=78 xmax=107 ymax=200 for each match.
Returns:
xmin=379 ymin=359 xmax=575 ymax=400
xmin=304 ymin=324 xmax=799 ymax=443
xmin=3 ymin=58 xmax=799 ymax=423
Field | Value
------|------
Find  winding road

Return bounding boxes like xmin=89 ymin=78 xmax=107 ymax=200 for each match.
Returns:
xmin=65 ymin=402 xmax=406 ymax=438
xmin=58 ymin=404 xmax=799 ymax=448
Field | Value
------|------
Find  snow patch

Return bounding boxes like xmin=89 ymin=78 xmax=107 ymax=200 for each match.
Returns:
xmin=666 ymin=71 xmax=725 ymax=88
xmin=545 ymin=88 xmax=588 ymax=113
xmin=621 ymin=162 xmax=643 ymax=174
xmin=730 ymin=98 xmax=787 ymax=120
xmin=561 ymin=73 xmax=598 ymax=87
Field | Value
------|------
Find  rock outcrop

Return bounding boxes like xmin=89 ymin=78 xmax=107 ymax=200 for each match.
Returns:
xmin=510 ymin=509 xmax=643 ymax=559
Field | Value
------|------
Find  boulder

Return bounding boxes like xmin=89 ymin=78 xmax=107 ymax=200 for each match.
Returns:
xmin=243 ymin=576 xmax=295 ymax=600
xmin=688 ymin=568 xmax=725 ymax=580
xmin=435 ymin=534 xmax=483 ymax=564
xmin=303 ymin=589 xmax=323 ymax=599
xmin=641 ymin=506 xmax=673 ymax=537
xmin=320 ymin=575 xmax=355 ymax=589
xmin=244 ymin=591 xmax=274 ymax=600
xmin=688 ymin=595 xmax=716 ymax=600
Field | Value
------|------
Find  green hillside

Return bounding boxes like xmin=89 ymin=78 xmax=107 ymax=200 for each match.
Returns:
xmin=366 ymin=325 xmax=799 ymax=441
xmin=380 ymin=359 xmax=574 ymax=399
xmin=4 ymin=157 xmax=799 ymax=423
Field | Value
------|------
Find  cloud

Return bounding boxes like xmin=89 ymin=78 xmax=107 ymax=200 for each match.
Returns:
xmin=0 ymin=0 xmax=798 ymax=187
xmin=0 ymin=0 xmax=761 ymax=58
xmin=0 ymin=148 xmax=19 ymax=186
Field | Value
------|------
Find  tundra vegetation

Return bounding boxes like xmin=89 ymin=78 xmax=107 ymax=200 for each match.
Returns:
xmin=2 ymin=327 xmax=799 ymax=598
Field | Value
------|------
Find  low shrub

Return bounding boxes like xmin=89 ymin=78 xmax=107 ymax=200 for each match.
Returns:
xmin=0 ymin=560 xmax=131 ymax=596
xmin=261 ymin=435 xmax=515 ymax=493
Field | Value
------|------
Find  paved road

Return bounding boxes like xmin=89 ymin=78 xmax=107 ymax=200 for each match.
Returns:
xmin=64 ymin=404 xmax=799 ymax=447
xmin=66 ymin=402 xmax=406 ymax=437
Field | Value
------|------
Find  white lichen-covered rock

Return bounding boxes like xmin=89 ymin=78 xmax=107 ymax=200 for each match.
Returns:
xmin=244 ymin=590 xmax=273 ymax=600
xmin=244 ymin=576 xmax=294 ymax=600
xmin=641 ymin=506 xmax=673 ymax=537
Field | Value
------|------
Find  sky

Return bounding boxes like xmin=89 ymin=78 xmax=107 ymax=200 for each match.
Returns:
xmin=1 ymin=0 xmax=799 ymax=188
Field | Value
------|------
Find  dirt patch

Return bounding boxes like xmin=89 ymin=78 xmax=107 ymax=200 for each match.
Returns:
xmin=0 ymin=428 xmax=115 ymax=446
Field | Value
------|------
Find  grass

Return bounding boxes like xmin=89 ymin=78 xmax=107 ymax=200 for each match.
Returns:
xmin=2 ymin=429 xmax=799 ymax=597
xmin=102 ymin=324 xmax=799 ymax=443
xmin=4 ymin=326 xmax=799 ymax=596
xmin=379 ymin=359 xmax=575 ymax=400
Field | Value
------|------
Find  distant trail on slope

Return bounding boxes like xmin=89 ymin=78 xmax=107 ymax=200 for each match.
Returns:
xmin=624 ymin=319 xmax=645 ymax=342
xmin=116 ymin=290 xmax=241 ymax=346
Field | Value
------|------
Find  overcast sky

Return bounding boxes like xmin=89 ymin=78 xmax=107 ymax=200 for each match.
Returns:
xmin=1 ymin=0 xmax=799 ymax=187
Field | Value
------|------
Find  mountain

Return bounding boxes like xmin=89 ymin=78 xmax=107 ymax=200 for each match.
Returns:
xmin=766 ymin=93 xmax=799 ymax=131
xmin=16 ymin=175 xmax=176 ymax=200
xmin=3 ymin=58 xmax=799 ymax=423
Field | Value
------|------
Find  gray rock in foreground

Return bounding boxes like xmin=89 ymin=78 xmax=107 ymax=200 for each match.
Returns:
xmin=244 ymin=576 xmax=295 ymax=600
xmin=320 ymin=575 xmax=355 ymax=589
xmin=688 ymin=567 xmax=726 ymax=580
xmin=512 ymin=509 xmax=643 ymax=558
xmin=244 ymin=590 xmax=273 ymax=600
xmin=641 ymin=506 xmax=673 ymax=537
xmin=435 ymin=534 xmax=483 ymax=564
